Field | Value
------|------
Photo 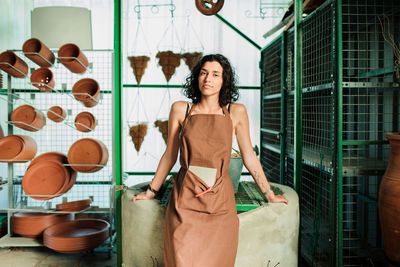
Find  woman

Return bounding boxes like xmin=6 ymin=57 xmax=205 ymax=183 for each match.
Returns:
xmin=133 ymin=54 xmax=288 ymax=266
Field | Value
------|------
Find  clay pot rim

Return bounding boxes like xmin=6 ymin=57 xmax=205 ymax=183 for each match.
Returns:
xmin=56 ymin=199 xmax=92 ymax=211
xmin=72 ymin=78 xmax=100 ymax=98
xmin=0 ymin=51 xmax=17 ymax=65
xmin=22 ymin=160 xmax=68 ymax=200
xmin=58 ymin=43 xmax=80 ymax=62
xmin=11 ymin=105 xmax=37 ymax=125
xmin=30 ymin=68 xmax=54 ymax=91
xmin=22 ymin=38 xmax=43 ymax=53
xmin=43 ymin=219 xmax=110 ymax=238
xmin=68 ymin=138 xmax=104 ymax=172
xmin=0 ymin=135 xmax=24 ymax=161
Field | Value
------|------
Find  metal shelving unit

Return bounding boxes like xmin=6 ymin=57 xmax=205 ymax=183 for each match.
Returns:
xmin=0 ymin=50 xmax=114 ymax=249
xmin=260 ymin=0 xmax=400 ymax=266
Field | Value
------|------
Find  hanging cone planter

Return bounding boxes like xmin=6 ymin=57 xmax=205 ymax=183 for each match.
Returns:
xmin=127 ymin=56 xmax=150 ymax=85
xmin=129 ymin=123 xmax=148 ymax=152
xmin=154 ymin=120 xmax=168 ymax=145
xmin=182 ymin=52 xmax=203 ymax=71
xmin=156 ymin=51 xmax=182 ymax=82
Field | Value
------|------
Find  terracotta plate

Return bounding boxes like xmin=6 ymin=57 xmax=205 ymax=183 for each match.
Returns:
xmin=67 ymin=139 xmax=103 ymax=172
xmin=56 ymin=199 xmax=92 ymax=212
xmin=22 ymin=160 xmax=68 ymax=200
xmin=47 ymin=106 xmax=66 ymax=122
xmin=0 ymin=135 xmax=24 ymax=162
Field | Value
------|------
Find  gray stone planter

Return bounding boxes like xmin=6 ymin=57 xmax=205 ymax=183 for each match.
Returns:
xmin=228 ymin=157 xmax=243 ymax=193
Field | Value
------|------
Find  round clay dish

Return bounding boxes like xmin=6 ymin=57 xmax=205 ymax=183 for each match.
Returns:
xmin=47 ymin=106 xmax=66 ymax=122
xmin=0 ymin=135 xmax=24 ymax=162
xmin=11 ymin=105 xmax=37 ymax=131
xmin=22 ymin=160 xmax=68 ymax=200
xmin=67 ymin=138 xmax=103 ymax=173
xmin=56 ymin=199 xmax=92 ymax=212
xmin=74 ymin=112 xmax=96 ymax=132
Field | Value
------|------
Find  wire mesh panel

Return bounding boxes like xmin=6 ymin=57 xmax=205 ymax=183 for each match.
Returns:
xmin=302 ymin=0 xmax=333 ymax=89
xmin=260 ymin=148 xmax=280 ymax=184
xmin=287 ymin=29 xmax=295 ymax=92
xmin=1 ymin=50 xmax=113 ymax=211
xmin=261 ymin=36 xmax=282 ymax=96
xmin=262 ymin=98 xmax=281 ymax=132
xmin=342 ymin=0 xmax=400 ymax=84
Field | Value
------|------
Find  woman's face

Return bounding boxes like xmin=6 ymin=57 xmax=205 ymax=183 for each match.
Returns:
xmin=198 ymin=61 xmax=223 ymax=97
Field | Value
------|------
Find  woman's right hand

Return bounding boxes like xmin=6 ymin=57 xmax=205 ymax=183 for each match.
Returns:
xmin=132 ymin=189 xmax=155 ymax=202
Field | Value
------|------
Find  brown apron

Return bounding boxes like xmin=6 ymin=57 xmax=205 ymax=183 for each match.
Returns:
xmin=164 ymin=103 xmax=239 ymax=267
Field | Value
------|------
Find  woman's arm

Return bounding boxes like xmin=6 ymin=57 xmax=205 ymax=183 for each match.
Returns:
xmin=133 ymin=101 xmax=187 ymax=201
xmin=231 ymin=104 xmax=288 ymax=204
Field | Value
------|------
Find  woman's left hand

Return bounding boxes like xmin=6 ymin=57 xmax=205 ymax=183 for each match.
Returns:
xmin=266 ymin=193 xmax=288 ymax=204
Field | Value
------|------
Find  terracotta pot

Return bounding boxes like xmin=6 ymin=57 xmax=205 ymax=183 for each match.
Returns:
xmin=30 ymin=67 xmax=55 ymax=92
xmin=195 ymin=0 xmax=224 ymax=15
xmin=156 ymin=51 xmax=182 ymax=82
xmin=28 ymin=152 xmax=76 ymax=195
xmin=22 ymin=160 xmax=69 ymax=200
xmin=74 ymin=112 xmax=96 ymax=132
xmin=72 ymin=78 xmax=100 ymax=107
xmin=127 ymin=56 xmax=150 ymax=84
xmin=12 ymin=212 xmax=73 ymax=238
xmin=22 ymin=38 xmax=55 ymax=67
xmin=56 ymin=199 xmax=92 ymax=212
xmin=0 ymin=135 xmax=37 ymax=163
xmin=47 ymin=106 xmax=66 ymax=122
xmin=57 ymin=43 xmax=88 ymax=74
xmin=0 ymin=51 xmax=28 ymax=78
xmin=129 ymin=123 xmax=148 ymax=152
xmin=43 ymin=219 xmax=110 ymax=253
xmin=67 ymin=138 xmax=109 ymax=173
xmin=379 ymin=133 xmax=400 ymax=265
xmin=11 ymin=105 xmax=46 ymax=131
xmin=182 ymin=52 xmax=203 ymax=71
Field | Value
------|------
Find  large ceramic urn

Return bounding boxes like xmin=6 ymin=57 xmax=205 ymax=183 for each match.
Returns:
xmin=379 ymin=133 xmax=400 ymax=265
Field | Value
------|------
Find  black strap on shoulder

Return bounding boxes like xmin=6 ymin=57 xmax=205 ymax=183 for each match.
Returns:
xmin=228 ymin=103 xmax=231 ymax=113
xmin=185 ymin=102 xmax=190 ymax=119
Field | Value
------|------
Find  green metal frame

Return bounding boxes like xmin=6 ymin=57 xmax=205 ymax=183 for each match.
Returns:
xmin=114 ymin=0 xmax=123 ymax=266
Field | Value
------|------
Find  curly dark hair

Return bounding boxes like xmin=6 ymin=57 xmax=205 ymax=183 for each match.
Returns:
xmin=182 ymin=54 xmax=239 ymax=107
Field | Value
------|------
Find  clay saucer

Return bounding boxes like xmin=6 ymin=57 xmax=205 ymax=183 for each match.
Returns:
xmin=72 ymin=78 xmax=100 ymax=107
xmin=74 ymin=112 xmax=96 ymax=132
xmin=43 ymin=219 xmax=110 ymax=253
xmin=0 ymin=135 xmax=24 ymax=162
xmin=28 ymin=152 xmax=75 ymax=195
xmin=12 ymin=212 xmax=74 ymax=238
xmin=47 ymin=106 xmax=66 ymax=122
xmin=11 ymin=105 xmax=37 ymax=131
xmin=14 ymin=135 xmax=38 ymax=162
xmin=22 ymin=160 xmax=68 ymax=200
xmin=56 ymin=199 xmax=92 ymax=212
xmin=67 ymin=138 xmax=105 ymax=173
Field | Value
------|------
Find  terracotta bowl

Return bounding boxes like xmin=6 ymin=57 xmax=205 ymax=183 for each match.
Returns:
xmin=57 ymin=43 xmax=88 ymax=74
xmin=22 ymin=38 xmax=55 ymax=68
xmin=56 ymin=199 xmax=92 ymax=212
xmin=67 ymin=138 xmax=108 ymax=173
xmin=71 ymin=78 xmax=100 ymax=108
xmin=11 ymin=105 xmax=46 ymax=132
xmin=74 ymin=112 xmax=96 ymax=132
xmin=12 ymin=212 xmax=74 ymax=238
xmin=43 ymin=219 xmax=110 ymax=253
xmin=0 ymin=50 xmax=28 ymax=78
xmin=47 ymin=106 xmax=66 ymax=122
xmin=22 ymin=160 xmax=68 ymax=200
xmin=30 ymin=67 xmax=55 ymax=92
xmin=28 ymin=152 xmax=77 ymax=195
xmin=0 ymin=135 xmax=37 ymax=163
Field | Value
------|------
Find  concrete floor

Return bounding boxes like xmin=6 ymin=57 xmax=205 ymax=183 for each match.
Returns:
xmin=0 ymin=246 xmax=116 ymax=267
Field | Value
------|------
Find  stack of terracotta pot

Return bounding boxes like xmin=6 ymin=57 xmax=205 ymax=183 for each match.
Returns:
xmin=12 ymin=212 xmax=74 ymax=238
xmin=0 ymin=135 xmax=37 ymax=163
xmin=43 ymin=219 xmax=110 ymax=253
xmin=67 ymin=138 xmax=109 ymax=173
xmin=11 ymin=105 xmax=46 ymax=131
xmin=22 ymin=152 xmax=77 ymax=200
xmin=72 ymin=78 xmax=100 ymax=107
xmin=74 ymin=111 xmax=97 ymax=132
